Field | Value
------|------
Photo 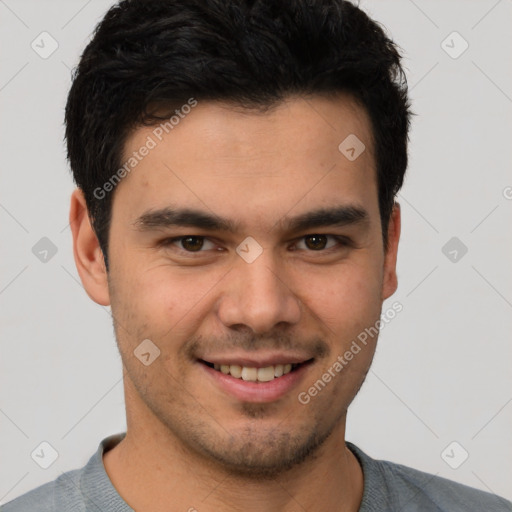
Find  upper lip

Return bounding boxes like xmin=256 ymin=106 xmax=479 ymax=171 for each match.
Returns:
xmin=199 ymin=352 xmax=314 ymax=367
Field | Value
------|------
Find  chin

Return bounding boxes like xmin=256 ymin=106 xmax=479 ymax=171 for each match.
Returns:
xmin=187 ymin=420 xmax=334 ymax=479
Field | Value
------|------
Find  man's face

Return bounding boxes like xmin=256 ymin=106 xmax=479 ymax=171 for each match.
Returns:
xmin=102 ymin=95 xmax=399 ymax=476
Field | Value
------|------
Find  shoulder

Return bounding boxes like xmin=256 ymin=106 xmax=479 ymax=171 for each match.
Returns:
xmin=2 ymin=433 xmax=126 ymax=512
xmin=1 ymin=467 xmax=84 ymax=512
xmin=348 ymin=443 xmax=512 ymax=512
xmin=379 ymin=460 xmax=512 ymax=511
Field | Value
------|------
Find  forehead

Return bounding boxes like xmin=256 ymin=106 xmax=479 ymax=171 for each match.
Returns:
xmin=113 ymin=94 xmax=378 ymax=232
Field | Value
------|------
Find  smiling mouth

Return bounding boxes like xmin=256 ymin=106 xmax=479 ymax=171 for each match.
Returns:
xmin=200 ymin=359 xmax=314 ymax=383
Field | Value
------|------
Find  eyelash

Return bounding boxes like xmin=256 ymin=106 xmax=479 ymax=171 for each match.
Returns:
xmin=159 ymin=234 xmax=351 ymax=256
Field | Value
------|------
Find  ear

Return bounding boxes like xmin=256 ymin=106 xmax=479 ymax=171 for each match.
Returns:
xmin=381 ymin=203 xmax=401 ymax=301
xmin=69 ymin=188 xmax=110 ymax=306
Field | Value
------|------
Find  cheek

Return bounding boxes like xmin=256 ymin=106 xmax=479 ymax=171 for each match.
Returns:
xmin=121 ymin=266 xmax=223 ymax=339
xmin=306 ymin=260 xmax=383 ymax=332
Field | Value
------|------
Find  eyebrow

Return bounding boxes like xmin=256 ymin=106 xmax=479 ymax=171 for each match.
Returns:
xmin=132 ymin=205 xmax=369 ymax=234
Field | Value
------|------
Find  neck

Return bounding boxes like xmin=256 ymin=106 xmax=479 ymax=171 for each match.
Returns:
xmin=103 ymin=383 xmax=364 ymax=512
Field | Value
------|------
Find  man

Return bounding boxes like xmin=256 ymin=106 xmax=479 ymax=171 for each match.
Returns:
xmin=3 ymin=0 xmax=511 ymax=511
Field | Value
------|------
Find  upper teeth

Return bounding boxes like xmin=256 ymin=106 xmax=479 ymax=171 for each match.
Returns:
xmin=213 ymin=363 xmax=294 ymax=382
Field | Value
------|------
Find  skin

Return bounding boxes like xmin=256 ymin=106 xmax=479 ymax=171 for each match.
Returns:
xmin=70 ymin=93 xmax=401 ymax=512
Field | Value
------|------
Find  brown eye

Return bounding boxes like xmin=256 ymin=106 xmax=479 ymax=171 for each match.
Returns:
xmin=161 ymin=236 xmax=216 ymax=253
xmin=304 ymin=234 xmax=328 ymax=250
xmin=294 ymin=234 xmax=347 ymax=253
xmin=180 ymin=236 xmax=204 ymax=252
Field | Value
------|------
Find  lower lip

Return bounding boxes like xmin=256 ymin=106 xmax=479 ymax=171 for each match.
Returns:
xmin=199 ymin=362 xmax=311 ymax=403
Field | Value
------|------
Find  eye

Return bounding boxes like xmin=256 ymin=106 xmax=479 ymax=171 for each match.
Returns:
xmin=161 ymin=236 xmax=217 ymax=253
xmin=294 ymin=234 xmax=347 ymax=251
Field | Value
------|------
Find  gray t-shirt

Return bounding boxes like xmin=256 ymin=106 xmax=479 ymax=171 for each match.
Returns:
xmin=3 ymin=433 xmax=511 ymax=511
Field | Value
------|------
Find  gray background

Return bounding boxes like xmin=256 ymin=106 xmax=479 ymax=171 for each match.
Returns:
xmin=1 ymin=0 xmax=511 ymax=505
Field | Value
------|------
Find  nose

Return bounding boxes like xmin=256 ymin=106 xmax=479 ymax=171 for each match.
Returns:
xmin=216 ymin=252 xmax=302 ymax=334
